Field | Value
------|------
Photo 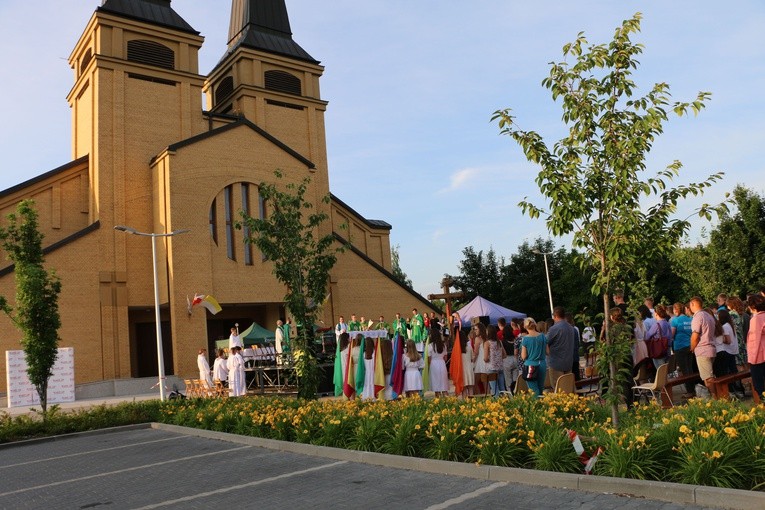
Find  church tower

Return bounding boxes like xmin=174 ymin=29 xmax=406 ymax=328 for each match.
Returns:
xmin=65 ymin=0 xmax=206 ymax=380
xmin=203 ymin=0 xmax=330 ymax=194
xmin=67 ymin=0 xmax=203 ymax=229
xmin=67 ymin=0 xmax=205 ymax=230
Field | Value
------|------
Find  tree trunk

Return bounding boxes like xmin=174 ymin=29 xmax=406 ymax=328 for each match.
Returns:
xmin=293 ymin=309 xmax=319 ymax=400
xmin=38 ymin=382 xmax=48 ymax=420
xmin=603 ymin=292 xmax=619 ymax=427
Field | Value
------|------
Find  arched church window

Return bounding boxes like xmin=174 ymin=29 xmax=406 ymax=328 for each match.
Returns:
xmin=264 ymin=70 xmax=302 ymax=96
xmin=80 ymin=49 xmax=93 ymax=74
xmin=209 ymin=198 xmax=218 ymax=245
xmin=215 ymin=76 xmax=234 ymax=105
xmin=241 ymin=183 xmax=253 ymax=265
xmin=127 ymin=39 xmax=174 ymax=70
xmin=224 ymin=185 xmax=235 ymax=261
xmin=209 ymin=182 xmax=264 ymax=263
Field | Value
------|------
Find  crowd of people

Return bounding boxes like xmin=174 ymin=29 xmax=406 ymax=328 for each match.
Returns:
xmin=191 ymin=288 xmax=765 ymax=405
xmin=606 ymin=289 xmax=765 ymax=404
xmin=194 ymin=319 xmax=294 ymax=397
xmin=582 ymin=289 xmax=765 ymax=408
xmin=196 ymin=346 xmax=247 ymax=396
xmin=332 ymin=288 xmax=765 ymax=406
xmin=332 ymin=306 xmax=583 ymax=401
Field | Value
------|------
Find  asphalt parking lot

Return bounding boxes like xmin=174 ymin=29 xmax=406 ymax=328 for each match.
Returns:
xmin=0 ymin=426 xmax=718 ymax=510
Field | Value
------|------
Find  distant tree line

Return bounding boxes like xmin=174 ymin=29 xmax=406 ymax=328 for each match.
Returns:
xmin=446 ymin=185 xmax=765 ymax=324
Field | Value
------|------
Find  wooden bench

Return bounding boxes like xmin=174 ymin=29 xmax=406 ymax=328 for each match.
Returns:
xmin=711 ymin=369 xmax=760 ymax=403
xmin=661 ymin=373 xmax=701 ymax=408
xmin=574 ymin=376 xmax=601 ymax=397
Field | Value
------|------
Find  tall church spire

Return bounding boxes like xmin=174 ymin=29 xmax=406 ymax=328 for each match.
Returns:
xmin=225 ymin=0 xmax=317 ymax=64
xmin=98 ymin=0 xmax=198 ymax=34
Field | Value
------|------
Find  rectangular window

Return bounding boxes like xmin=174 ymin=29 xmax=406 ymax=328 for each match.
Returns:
xmin=241 ymin=183 xmax=252 ymax=265
xmin=259 ymin=192 xmax=267 ymax=261
xmin=224 ymin=185 xmax=235 ymax=260
xmin=209 ymin=198 xmax=218 ymax=245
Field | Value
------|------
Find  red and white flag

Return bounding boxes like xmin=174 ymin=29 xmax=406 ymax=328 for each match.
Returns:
xmin=187 ymin=293 xmax=222 ymax=315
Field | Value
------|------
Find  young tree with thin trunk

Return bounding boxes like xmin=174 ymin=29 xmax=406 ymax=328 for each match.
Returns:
xmin=493 ymin=13 xmax=727 ymax=425
xmin=238 ymin=172 xmax=341 ymax=399
xmin=0 ymin=200 xmax=62 ymax=417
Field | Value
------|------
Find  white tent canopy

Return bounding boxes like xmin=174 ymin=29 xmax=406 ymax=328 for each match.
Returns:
xmin=455 ymin=295 xmax=526 ymax=327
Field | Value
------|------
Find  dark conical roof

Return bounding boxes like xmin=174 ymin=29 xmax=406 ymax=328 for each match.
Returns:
xmin=98 ymin=0 xmax=199 ymax=35
xmin=225 ymin=0 xmax=318 ymax=64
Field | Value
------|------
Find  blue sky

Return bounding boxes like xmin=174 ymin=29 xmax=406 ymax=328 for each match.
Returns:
xmin=1 ymin=1 xmax=764 ymax=296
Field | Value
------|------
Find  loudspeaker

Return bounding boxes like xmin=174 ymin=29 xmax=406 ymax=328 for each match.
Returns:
xmin=477 ymin=315 xmax=490 ymax=326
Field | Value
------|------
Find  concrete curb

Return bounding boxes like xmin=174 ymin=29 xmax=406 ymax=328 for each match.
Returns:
xmin=152 ymin=423 xmax=765 ymax=510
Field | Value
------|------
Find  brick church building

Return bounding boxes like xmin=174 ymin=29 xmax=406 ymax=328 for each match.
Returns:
xmin=0 ymin=0 xmax=435 ymax=393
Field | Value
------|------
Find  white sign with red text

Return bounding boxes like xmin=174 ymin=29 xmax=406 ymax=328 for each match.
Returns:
xmin=6 ymin=348 xmax=75 ymax=408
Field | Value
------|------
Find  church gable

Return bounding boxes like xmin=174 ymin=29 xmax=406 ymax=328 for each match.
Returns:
xmin=157 ymin=118 xmax=315 ymax=170
xmin=0 ymin=156 xmax=91 ymax=251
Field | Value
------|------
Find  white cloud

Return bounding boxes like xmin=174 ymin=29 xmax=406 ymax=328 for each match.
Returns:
xmin=431 ymin=229 xmax=446 ymax=242
xmin=439 ymin=167 xmax=482 ymax=194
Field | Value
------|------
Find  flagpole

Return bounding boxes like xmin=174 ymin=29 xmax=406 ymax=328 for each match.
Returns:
xmin=114 ymin=225 xmax=190 ymax=401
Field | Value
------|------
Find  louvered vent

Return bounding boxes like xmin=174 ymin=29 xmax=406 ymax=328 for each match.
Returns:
xmin=264 ymin=70 xmax=301 ymax=96
xmin=215 ymin=76 xmax=234 ymax=105
xmin=127 ymin=40 xmax=174 ymax=70
xmin=80 ymin=49 xmax=93 ymax=74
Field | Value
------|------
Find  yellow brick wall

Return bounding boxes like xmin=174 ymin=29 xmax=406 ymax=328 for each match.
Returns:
xmin=322 ymin=238 xmax=437 ymax=327
xmin=0 ymin=228 xmax=106 ymax=392
xmin=330 ymin=201 xmax=392 ymax=270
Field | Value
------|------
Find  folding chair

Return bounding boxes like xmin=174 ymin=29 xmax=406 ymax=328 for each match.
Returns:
xmin=633 ymin=363 xmax=671 ymax=405
xmin=191 ymin=379 xmax=207 ymax=398
xmin=243 ymin=348 xmax=255 ymax=369
xmin=477 ymin=373 xmax=497 ymax=397
xmin=554 ymin=373 xmax=575 ymax=394
xmin=633 ymin=361 xmax=649 ymax=386
xmin=575 ymin=377 xmax=602 ymax=398
xmin=184 ymin=379 xmax=196 ymax=398
xmin=265 ymin=345 xmax=276 ymax=365
xmin=514 ymin=376 xmax=529 ymax=395
xmin=213 ymin=379 xmax=228 ymax=398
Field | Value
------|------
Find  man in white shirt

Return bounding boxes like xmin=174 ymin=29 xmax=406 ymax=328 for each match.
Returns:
xmin=229 ymin=326 xmax=243 ymax=351
xmin=335 ymin=316 xmax=347 ymax=338
xmin=226 ymin=346 xmax=246 ymax=396
xmin=275 ymin=320 xmax=285 ymax=364
xmin=212 ymin=349 xmax=228 ymax=386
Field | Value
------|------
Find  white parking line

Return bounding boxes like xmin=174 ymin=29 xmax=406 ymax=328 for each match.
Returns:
xmin=0 ymin=436 xmax=190 ymax=469
xmin=0 ymin=446 xmax=251 ymax=497
xmin=130 ymin=460 xmax=349 ymax=509
xmin=424 ymin=482 xmax=507 ymax=510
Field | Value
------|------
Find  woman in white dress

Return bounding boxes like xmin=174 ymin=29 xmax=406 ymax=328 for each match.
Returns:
xmin=351 ymin=334 xmax=362 ymax=369
xmin=403 ymin=339 xmax=424 ymax=396
xmin=361 ymin=339 xmax=376 ymax=400
xmin=345 ymin=334 xmax=363 ymax=400
xmin=197 ymin=348 xmax=213 ymax=389
xmin=472 ymin=323 xmax=491 ymax=393
xmin=227 ymin=346 xmax=245 ymax=396
xmin=381 ymin=338 xmax=393 ymax=400
xmin=338 ymin=332 xmax=350 ymax=391
xmin=428 ymin=330 xmax=449 ymax=396
xmin=461 ymin=329 xmax=476 ymax=397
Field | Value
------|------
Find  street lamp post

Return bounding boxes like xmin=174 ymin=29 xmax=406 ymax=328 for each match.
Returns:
xmin=114 ymin=225 xmax=190 ymax=401
xmin=532 ymin=249 xmax=554 ymax=317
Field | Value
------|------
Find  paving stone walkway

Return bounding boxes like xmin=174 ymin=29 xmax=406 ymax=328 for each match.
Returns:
xmin=0 ymin=427 xmax=720 ymax=510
